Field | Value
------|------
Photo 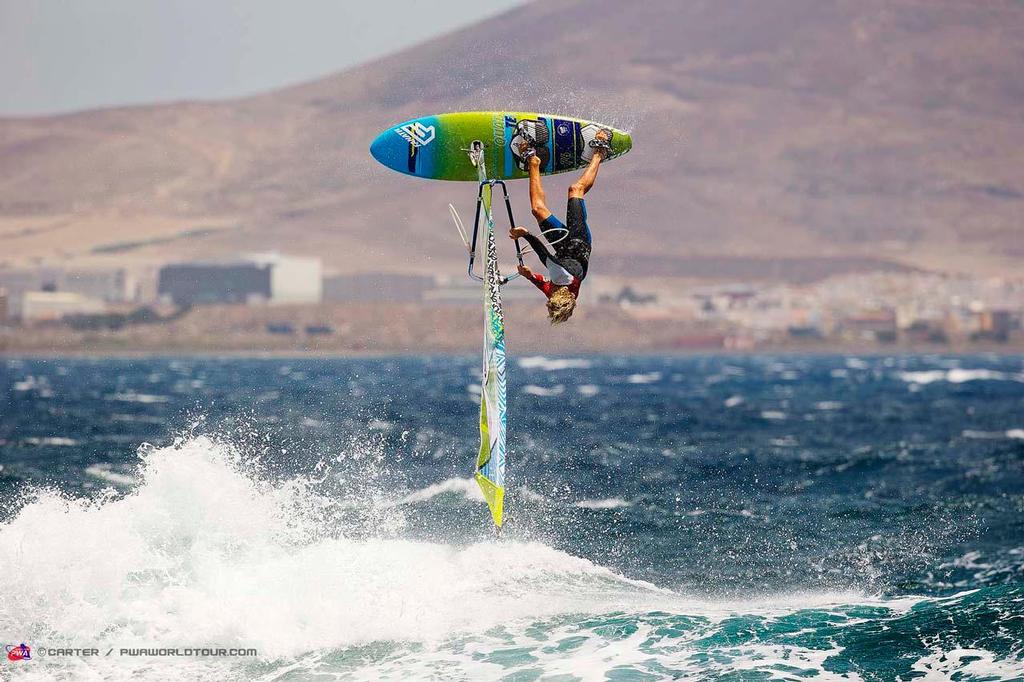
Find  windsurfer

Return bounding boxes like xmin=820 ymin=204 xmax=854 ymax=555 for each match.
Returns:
xmin=509 ymin=129 xmax=610 ymax=324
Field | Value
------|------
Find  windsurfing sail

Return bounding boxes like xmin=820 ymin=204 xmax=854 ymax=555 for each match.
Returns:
xmin=474 ymin=168 xmax=507 ymax=530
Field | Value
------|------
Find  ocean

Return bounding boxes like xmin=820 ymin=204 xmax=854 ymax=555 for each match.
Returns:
xmin=1 ymin=354 xmax=1022 ymax=680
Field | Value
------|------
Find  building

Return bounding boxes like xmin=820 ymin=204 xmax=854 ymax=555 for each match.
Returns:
xmin=17 ymin=291 xmax=106 ymax=322
xmin=62 ymin=269 xmax=136 ymax=302
xmin=973 ymin=309 xmax=1015 ymax=342
xmin=245 ymin=253 xmax=322 ymax=304
xmin=0 ymin=269 xmax=51 ymax=297
xmin=158 ymin=262 xmax=271 ymax=306
xmin=838 ymin=310 xmax=898 ymax=343
xmin=0 ymin=267 xmax=134 ymax=302
xmin=158 ymin=254 xmax=322 ymax=306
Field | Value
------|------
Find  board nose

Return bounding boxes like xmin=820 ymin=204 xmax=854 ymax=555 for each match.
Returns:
xmin=369 ymin=128 xmax=407 ymax=172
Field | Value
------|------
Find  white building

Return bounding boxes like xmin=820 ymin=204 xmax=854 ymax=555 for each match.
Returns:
xmin=244 ymin=253 xmax=322 ymax=304
xmin=17 ymin=291 xmax=106 ymax=322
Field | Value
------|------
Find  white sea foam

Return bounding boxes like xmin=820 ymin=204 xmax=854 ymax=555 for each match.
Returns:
xmin=105 ymin=391 xmax=171 ymax=404
xmin=0 ymin=438 xmax=666 ymax=660
xmin=13 ymin=376 xmax=45 ymax=391
xmin=518 ymin=356 xmax=592 ymax=371
xmin=0 ymin=435 xmax=1011 ymax=680
xmin=517 ymin=487 xmax=549 ymax=503
xmin=523 ymin=384 xmax=565 ymax=397
xmin=577 ymin=383 xmax=601 ymax=397
xmin=627 ymin=372 xmax=662 ymax=384
xmin=575 ymin=497 xmax=633 ymax=510
xmin=898 ymin=369 xmax=1024 ymax=384
xmin=397 ymin=477 xmax=483 ymax=504
xmin=84 ymin=464 xmax=137 ymax=486
xmin=22 ymin=436 xmax=78 ymax=446
xmin=962 ymin=430 xmax=1010 ymax=440
xmin=911 ymin=646 xmax=1024 ymax=680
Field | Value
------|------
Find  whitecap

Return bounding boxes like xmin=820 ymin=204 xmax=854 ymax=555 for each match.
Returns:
xmin=0 ymin=438 xmax=672 ymax=664
xmin=398 ymin=477 xmax=483 ymax=504
xmin=13 ymin=376 xmax=43 ymax=392
xmin=85 ymin=464 xmax=137 ymax=486
xmin=912 ymin=646 xmax=1024 ymax=680
xmin=105 ymin=392 xmax=171 ymax=404
xmin=518 ymin=356 xmax=592 ymax=371
xmin=575 ymin=498 xmax=633 ymax=510
xmin=898 ymin=369 xmax=1022 ymax=384
xmin=962 ymin=430 xmax=1005 ymax=440
xmin=524 ymin=384 xmax=565 ymax=397
xmin=22 ymin=436 xmax=78 ymax=446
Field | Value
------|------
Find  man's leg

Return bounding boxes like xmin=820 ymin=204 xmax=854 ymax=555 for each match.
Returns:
xmin=569 ymin=152 xmax=604 ymax=199
xmin=528 ymin=156 xmax=552 ymax=224
xmin=569 ymin=130 xmax=609 ymax=199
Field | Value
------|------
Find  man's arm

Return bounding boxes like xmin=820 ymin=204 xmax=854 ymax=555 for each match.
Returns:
xmin=521 ymin=232 xmax=553 ymax=265
xmin=518 ymin=265 xmax=552 ymax=295
xmin=511 ymin=226 xmax=553 ymax=266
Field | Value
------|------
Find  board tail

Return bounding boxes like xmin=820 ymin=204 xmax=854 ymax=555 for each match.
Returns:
xmin=474 ymin=181 xmax=507 ymax=529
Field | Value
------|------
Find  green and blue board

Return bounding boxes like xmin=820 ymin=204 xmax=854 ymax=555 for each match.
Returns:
xmin=370 ymin=111 xmax=631 ymax=182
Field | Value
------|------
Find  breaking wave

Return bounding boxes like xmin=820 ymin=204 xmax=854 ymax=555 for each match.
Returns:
xmin=2 ymin=434 xmax=1020 ymax=680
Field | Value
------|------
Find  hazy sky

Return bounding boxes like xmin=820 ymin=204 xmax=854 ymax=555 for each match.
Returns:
xmin=0 ymin=0 xmax=525 ymax=116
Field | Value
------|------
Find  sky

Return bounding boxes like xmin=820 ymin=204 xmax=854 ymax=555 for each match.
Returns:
xmin=0 ymin=0 xmax=525 ymax=116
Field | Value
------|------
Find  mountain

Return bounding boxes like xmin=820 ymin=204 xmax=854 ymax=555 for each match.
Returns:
xmin=2 ymin=0 xmax=1022 ymax=282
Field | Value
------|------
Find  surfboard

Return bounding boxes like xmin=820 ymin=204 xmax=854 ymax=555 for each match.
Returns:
xmin=370 ymin=111 xmax=632 ymax=182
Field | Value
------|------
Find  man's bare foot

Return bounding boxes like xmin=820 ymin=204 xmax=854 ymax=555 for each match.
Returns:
xmin=518 ymin=139 xmax=541 ymax=166
xmin=592 ymin=129 xmax=611 ymax=159
xmin=509 ymin=226 xmax=529 ymax=239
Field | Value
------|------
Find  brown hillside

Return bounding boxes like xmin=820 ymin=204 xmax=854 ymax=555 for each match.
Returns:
xmin=1 ymin=0 xmax=1022 ymax=280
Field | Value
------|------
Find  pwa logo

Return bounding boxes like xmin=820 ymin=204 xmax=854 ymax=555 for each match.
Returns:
xmin=395 ymin=121 xmax=435 ymax=147
xmin=5 ymin=643 xmax=31 ymax=661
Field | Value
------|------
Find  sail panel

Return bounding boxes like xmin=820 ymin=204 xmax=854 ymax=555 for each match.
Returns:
xmin=474 ymin=179 xmax=506 ymax=528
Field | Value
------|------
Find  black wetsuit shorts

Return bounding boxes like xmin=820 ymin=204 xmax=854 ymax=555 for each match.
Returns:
xmin=523 ymin=198 xmax=592 ymax=281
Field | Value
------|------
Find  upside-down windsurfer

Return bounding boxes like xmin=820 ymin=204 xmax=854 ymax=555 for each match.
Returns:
xmin=509 ymin=128 xmax=611 ymax=324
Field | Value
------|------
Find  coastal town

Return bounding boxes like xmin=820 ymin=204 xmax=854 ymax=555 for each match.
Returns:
xmin=1 ymin=254 xmax=1020 ymax=353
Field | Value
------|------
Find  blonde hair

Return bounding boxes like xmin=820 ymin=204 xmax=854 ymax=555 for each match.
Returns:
xmin=546 ymin=287 xmax=577 ymax=324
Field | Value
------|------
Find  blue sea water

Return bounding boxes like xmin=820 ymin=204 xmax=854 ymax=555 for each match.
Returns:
xmin=1 ymin=354 xmax=1022 ymax=680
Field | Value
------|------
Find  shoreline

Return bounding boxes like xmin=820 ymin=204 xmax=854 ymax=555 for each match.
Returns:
xmin=3 ymin=344 xmax=1023 ymax=359
xmin=3 ymin=302 xmax=1021 ymax=359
